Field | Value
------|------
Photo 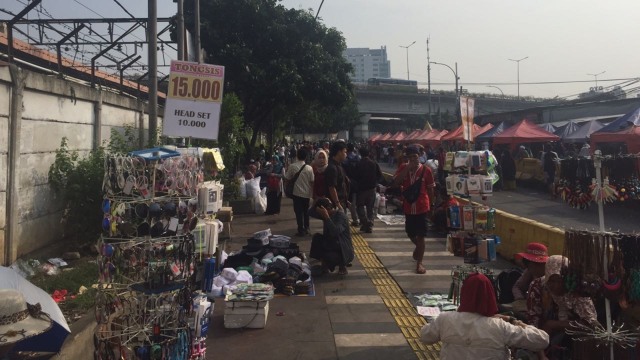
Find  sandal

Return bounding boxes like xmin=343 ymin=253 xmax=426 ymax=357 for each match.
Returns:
xmin=416 ymin=263 xmax=426 ymax=274
xmin=338 ymin=267 xmax=348 ymax=275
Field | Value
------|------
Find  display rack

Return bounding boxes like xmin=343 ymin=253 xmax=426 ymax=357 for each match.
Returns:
xmin=95 ymin=151 xmax=214 ymax=360
xmin=443 ymin=150 xmax=500 ymax=264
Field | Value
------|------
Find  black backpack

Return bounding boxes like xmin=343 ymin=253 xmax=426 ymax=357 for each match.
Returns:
xmin=496 ymin=268 xmax=524 ymax=304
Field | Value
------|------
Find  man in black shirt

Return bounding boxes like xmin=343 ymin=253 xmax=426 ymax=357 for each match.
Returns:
xmin=323 ymin=142 xmax=348 ymax=211
xmin=355 ymin=148 xmax=382 ymax=233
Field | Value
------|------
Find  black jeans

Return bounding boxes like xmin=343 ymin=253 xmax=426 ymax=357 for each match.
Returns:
xmin=356 ymin=188 xmax=376 ymax=228
xmin=292 ymin=195 xmax=310 ymax=233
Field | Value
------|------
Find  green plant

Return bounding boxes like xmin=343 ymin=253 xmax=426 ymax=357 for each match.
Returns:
xmin=49 ymin=138 xmax=105 ymax=244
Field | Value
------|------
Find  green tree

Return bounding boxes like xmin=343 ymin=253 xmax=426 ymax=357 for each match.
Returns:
xmin=185 ymin=0 xmax=355 ymax=154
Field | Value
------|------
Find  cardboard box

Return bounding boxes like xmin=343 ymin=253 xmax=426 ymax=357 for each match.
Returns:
xmin=224 ymin=301 xmax=269 ymax=329
xmin=216 ymin=207 xmax=234 ymax=222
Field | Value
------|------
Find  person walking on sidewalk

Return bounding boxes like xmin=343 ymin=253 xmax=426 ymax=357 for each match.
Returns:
xmin=285 ymin=147 xmax=314 ymax=236
xmin=355 ymin=148 xmax=382 ymax=233
xmin=323 ymin=142 xmax=349 ymax=211
xmin=343 ymin=143 xmax=361 ymax=226
xmin=309 ymin=198 xmax=354 ymax=275
xmin=392 ymin=145 xmax=436 ymax=274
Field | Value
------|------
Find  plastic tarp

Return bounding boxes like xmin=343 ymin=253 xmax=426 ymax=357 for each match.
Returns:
xmin=414 ymin=129 xmax=448 ymax=147
xmin=492 ymin=119 xmax=560 ymax=146
xmin=563 ymin=120 xmax=604 ymax=143
xmin=0 ymin=266 xmax=70 ymax=353
xmin=538 ymin=123 xmax=556 ymax=133
xmin=475 ymin=121 xmax=510 ymax=141
xmin=596 ymin=106 xmax=640 ymax=133
xmin=373 ymin=133 xmax=392 ymax=143
xmin=554 ymin=121 xmax=579 ymax=138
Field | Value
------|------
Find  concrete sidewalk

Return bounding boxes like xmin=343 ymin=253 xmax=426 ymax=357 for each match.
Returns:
xmin=207 ymin=197 xmax=512 ymax=360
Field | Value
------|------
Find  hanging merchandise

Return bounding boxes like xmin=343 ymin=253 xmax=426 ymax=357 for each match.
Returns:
xmin=95 ymin=149 xmax=215 ymax=360
xmin=448 ymin=265 xmax=496 ymax=305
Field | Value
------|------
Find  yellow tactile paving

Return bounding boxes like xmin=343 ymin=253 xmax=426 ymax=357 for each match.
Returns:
xmin=350 ymin=227 xmax=440 ymax=359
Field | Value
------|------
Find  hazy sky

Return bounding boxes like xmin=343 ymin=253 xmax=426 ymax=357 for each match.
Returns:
xmin=4 ymin=0 xmax=639 ymax=99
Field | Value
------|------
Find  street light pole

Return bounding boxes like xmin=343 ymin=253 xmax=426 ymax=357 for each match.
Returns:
xmin=486 ymin=85 xmax=504 ymax=97
xmin=587 ymin=71 xmax=606 ymax=89
xmin=508 ymin=56 xmax=528 ymax=99
xmin=400 ymin=41 xmax=416 ymax=80
xmin=430 ymin=61 xmax=459 ymax=97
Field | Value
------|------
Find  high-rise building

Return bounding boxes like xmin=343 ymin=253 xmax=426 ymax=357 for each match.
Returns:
xmin=343 ymin=46 xmax=391 ymax=84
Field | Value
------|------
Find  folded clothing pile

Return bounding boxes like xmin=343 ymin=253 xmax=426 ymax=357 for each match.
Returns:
xmin=225 ymin=283 xmax=274 ymax=301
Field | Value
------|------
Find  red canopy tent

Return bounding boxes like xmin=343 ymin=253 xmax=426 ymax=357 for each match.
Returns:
xmin=479 ymin=123 xmax=494 ymax=135
xmin=374 ymin=133 xmax=392 ymax=143
xmin=415 ymin=129 xmax=448 ymax=147
xmin=401 ymin=129 xmax=423 ymax=143
xmin=368 ymin=133 xmax=382 ymax=143
xmin=388 ymin=131 xmax=407 ymax=142
xmin=492 ymin=119 xmax=559 ymax=148
xmin=440 ymin=124 xmax=483 ymax=142
xmin=591 ymin=126 xmax=640 ymax=153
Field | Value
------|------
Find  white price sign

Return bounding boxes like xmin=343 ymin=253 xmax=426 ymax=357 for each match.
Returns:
xmin=163 ymin=60 xmax=225 ymax=140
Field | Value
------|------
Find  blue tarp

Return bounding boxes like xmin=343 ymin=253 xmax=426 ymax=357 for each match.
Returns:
xmin=595 ymin=106 xmax=640 ymax=133
xmin=564 ymin=120 xmax=605 ymax=143
xmin=476 ymin=122 xmax=509 ymax=141
xmin=538 ymin=123 xmax=556 ymax=133
xmin=554 ymin=121 xmax=579 ymax=139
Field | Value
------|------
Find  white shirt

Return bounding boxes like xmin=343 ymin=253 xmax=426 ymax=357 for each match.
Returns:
xmin=285 ymin=161 xmax=314 ymax=199
xmin=420 ymin=312 xmax=548 ymax=360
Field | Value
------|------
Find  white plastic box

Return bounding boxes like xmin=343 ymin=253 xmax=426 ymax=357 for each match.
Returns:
xmin=224 ymin=301 xmax=269 ymax=329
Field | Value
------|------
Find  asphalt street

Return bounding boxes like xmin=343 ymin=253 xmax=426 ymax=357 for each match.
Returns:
xmin=379 ymin=163 xmax=639 ymax=234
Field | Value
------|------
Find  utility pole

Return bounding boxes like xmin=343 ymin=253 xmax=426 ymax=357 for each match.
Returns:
xmin=426 ymin=36 xmax=432 ymax=128
xmin=177 ymin=0 xmax=184 ymax=60
xmin=148 ymin=0 xmax=158 ymax=147
xmin=194 ymin=0 xmax=201 ymax=63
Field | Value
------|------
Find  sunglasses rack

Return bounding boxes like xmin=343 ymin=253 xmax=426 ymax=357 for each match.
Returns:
xmin=96 ymin=152 xmax=213 ymax=360
xmin=448 ymin=265 xmax=496 ymax=305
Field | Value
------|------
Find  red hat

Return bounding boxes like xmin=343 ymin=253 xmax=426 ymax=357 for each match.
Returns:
xmin=515 ymin=242 xmax=549 ymax=263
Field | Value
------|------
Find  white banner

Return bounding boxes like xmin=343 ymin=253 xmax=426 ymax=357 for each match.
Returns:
xmin=163 ymin=60 xmax=225 ymax=140
xmin=460 ymin=96 xmax=475 ymax=142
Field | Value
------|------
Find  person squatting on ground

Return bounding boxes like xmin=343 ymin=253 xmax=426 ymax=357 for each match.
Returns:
xmin=323 ymin=142 xmax=349 ymax=211
xmin=420 ymin=272 xmax=549 ymax=360
xmin=309 ymin=198 xmax=354 ymax=276
xmin=354 ymin=147 xmax=382 ymax=233
xmin=285 ymin=147 xmax=314 ymax=236
xmin=392 ymin=145 xmax=436 ymax=274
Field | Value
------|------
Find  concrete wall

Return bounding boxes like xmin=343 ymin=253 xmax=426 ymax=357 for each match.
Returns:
xmin=0 ymin=64 xmax=162 ymax=264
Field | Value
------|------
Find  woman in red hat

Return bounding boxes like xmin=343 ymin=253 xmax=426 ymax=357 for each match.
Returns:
xmin=511 ymin=243 xmax=549 ymax=307
xmin=421 ymin=273 xmax=548 ymax=359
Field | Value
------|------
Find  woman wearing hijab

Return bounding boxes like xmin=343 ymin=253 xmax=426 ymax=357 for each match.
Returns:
xmin=264 ymin=154 xmax=284 ymax=215
xmin=312 ymin=149 xmax=329 ymax=201
xmin=421 ymin=272 xmax=549 ymax=359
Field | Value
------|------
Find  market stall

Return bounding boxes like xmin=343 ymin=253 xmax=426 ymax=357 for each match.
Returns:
xmin=538 ymin=123 xmax=556 ymax=133
xmin=564 ymin=120 xmax=605 ymax=144
xmin=475 ymin=121 xmax=510 ymax=144
xmin=492 ymin=119 xmax=560 ymax=149
xmin=591 ymin=107 xmax=640 ymax=154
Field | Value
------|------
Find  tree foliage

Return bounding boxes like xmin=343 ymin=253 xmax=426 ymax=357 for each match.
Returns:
xmin=183 ymin=0 xmax=357 ymax=151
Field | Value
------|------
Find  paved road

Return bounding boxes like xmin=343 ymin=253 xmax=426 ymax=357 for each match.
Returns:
xmin=379 ymin=163 xmax=639 ymax=233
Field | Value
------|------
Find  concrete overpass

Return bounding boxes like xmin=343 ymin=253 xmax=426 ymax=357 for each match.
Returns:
xmin=352 ymin=86 xmax=547 ymax=138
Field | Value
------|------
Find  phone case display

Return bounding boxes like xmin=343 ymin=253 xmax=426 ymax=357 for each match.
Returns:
xmin=95 ymin=151 xmax=213 ymax=360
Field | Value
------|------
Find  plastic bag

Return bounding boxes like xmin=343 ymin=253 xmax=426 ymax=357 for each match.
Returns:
xmin=255 ymin=187 xmax=267 ymax=215
xmin=238 ymin=177 xmax=247 ymax=198
xmin=245 ymin=176 xmax=261 ymax=199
